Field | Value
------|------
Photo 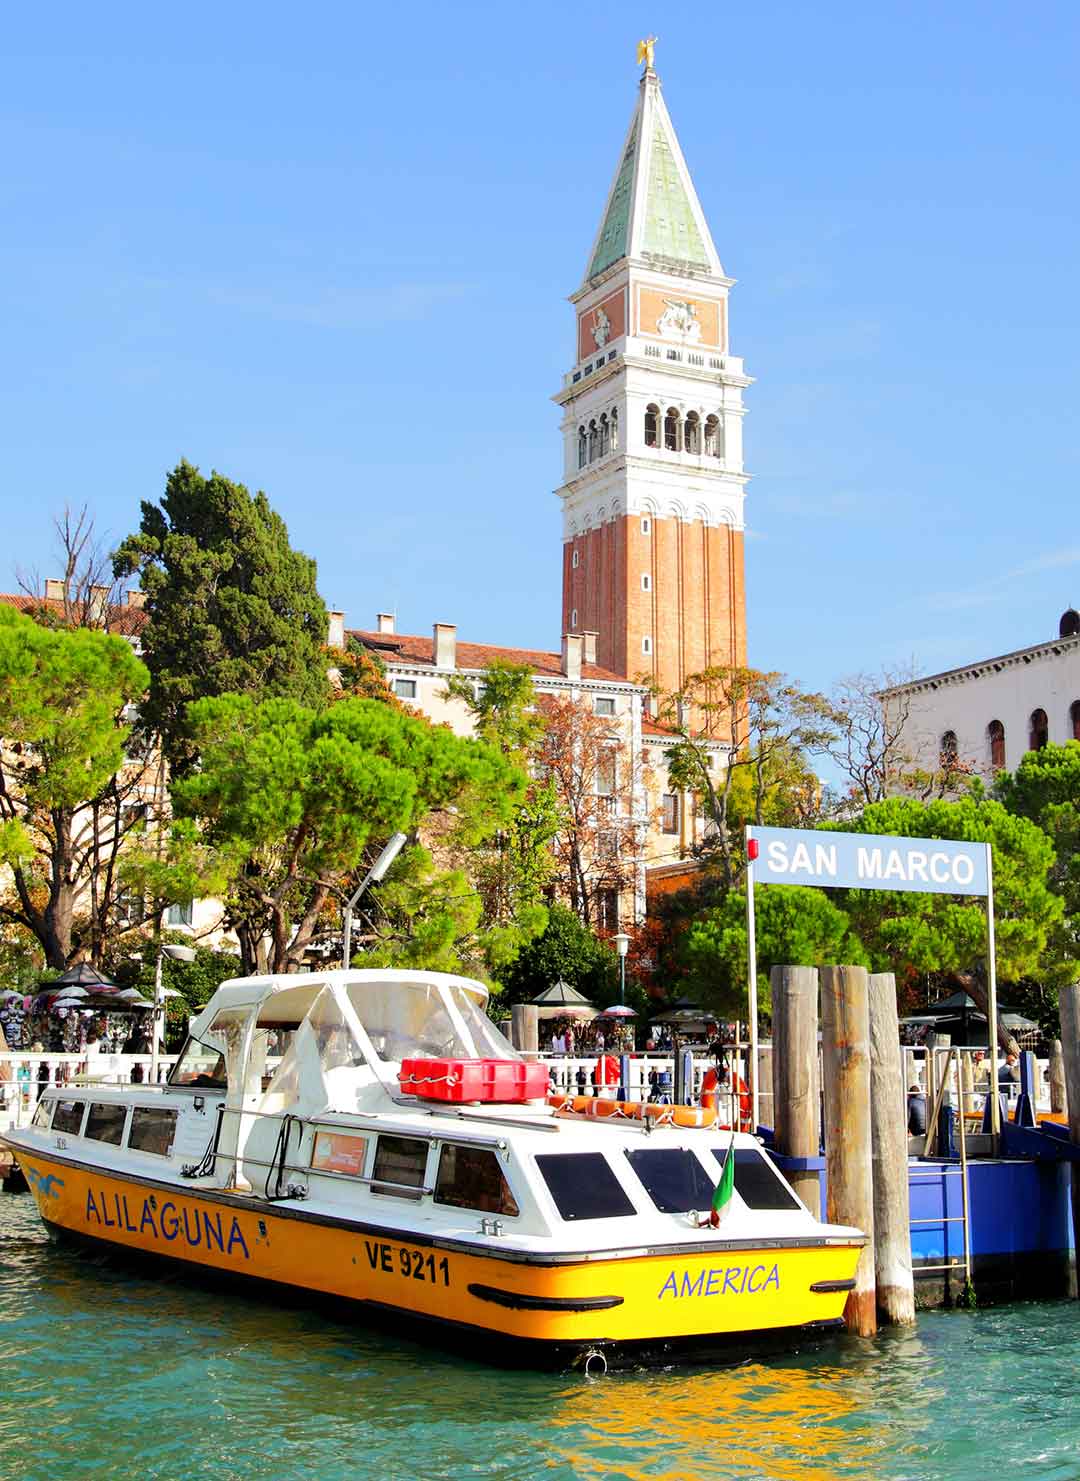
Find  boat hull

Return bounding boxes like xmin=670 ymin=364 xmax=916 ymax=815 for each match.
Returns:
xmin=13 ymin=1144 xmax=863 ymax=1364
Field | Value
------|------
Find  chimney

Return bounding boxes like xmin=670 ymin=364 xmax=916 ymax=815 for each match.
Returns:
xmin=582 ymin=631 xmax=599 ymax=665
xmin=88 ymin=585 xmax=109 ymax=626
xmin=327 ymin=610 xmax=345 ymax=648
xmin=125 ymin=590 xmax=147 ymax=609
xmin=561 ymin=633 xmax=583 ymax=681
xmin=377 ymin=612 xmax=395 ymax=634
xmin=433 ymin=622 xmax=457 ymax=669
xmin=44 ymin=578 xmax=65 ymax=602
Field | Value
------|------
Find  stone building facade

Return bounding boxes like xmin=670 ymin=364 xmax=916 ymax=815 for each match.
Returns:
xmin=882 ymin=608 xmax=1080 ymax=781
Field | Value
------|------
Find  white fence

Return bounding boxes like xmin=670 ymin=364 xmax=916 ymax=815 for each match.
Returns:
xmin=0 ymin=1052 xmax=179 ymax=1133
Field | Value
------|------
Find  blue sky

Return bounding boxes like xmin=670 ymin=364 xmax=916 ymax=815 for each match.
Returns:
xmin=3 ymin=1 xmax=1080 ymax=695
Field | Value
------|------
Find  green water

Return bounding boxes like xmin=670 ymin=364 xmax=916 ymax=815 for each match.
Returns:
xmin=2 ymin=1196 xmax=1079 ymax=1481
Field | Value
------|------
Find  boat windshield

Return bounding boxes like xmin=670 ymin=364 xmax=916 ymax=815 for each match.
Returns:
xmin=167 ymin=1035 xmax=227 ymax=1089
xmin=345 ymin=979 xmax=519 ymax=1063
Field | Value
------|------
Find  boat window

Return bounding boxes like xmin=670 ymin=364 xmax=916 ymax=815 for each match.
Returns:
xmin=167 ymin=1036 xmax=227 ymax=1089
xmin=51 ymin=1099 xmax=86 ymax=1136
xmin=345 ymin=979 xmax=519 ymax=1064
xmin=85 ymin=1102 xmax=127 ymax=1147
xmin=714 ymin=1146 xmax=802 ymax=1211
xmin=32 ymin=1099 xmax=54 ymax=1128
xmin=311 ymin=1130 xmax=369 ymax=1177
xmin=372 ymin=1135 xmax=429 ymax=1200
xmin=625 ymin=1148 xmax=716 ymax=1214
xmin=435 ymin=1144 xmax=519 ymax=1217
xmin=534 ymin=1153 xmax=636 ymax=1221
xmin=128 ymin=1107 xmax=178 ymax=1158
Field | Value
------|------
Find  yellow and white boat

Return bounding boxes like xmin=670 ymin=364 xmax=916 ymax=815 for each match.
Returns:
xmin=2 ymin=970 xmax=864 ymax=1369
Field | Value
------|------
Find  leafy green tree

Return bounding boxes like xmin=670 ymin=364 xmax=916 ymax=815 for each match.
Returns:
xmin=0 ymin=605 xmax=149 ymax=968
xmin=107 ymin=931 xmax=241 ymax=1049
xmin=443 ymin=659 xmax=560 ymax=930
xmin=659 ymin=667 xmax=836 ymax=888
xmin=835 ymin=796 xmax=1062 ymax=984
xmin=679 ymin=885 xmax=867 ymax=1019
xmin=495 ymin=903 xmax=623 ymax=1008
xmin=355 ymin=844 xmax=546 ymax=980
xmin=112 ymin=461 xmax=328 ymax=772
xmin=167 ymin=694 xmax=524 ymax=974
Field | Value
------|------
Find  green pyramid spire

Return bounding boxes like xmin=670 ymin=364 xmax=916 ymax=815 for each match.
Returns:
xmin=583 ymin=70 xmax=722 ymax=285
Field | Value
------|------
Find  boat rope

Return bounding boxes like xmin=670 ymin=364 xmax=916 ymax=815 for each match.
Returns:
xmin=398 ymin=1070 xmax=461 ymax=1088
xmin=265 ymin=1113 xmax=305 ymax=1202
xmin=180 ymin=1103 xmax=225 ymax=1180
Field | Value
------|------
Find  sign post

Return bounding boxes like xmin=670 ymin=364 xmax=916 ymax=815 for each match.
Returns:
xmin=743 ymin=825 xmax=996 ymax=1137
xmin=745 ymin=826 xmax=759 ymax=1130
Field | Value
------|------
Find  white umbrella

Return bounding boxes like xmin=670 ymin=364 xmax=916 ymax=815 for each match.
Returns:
xmin=598 ymin=1005 xmax=637 ymax=1018
xmin=53 ymin=987 xmax=90 ymax=1003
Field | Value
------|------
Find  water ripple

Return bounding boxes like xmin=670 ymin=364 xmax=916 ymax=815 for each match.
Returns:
xmin=2 ymin=1197 xmax=1080 ymax=1480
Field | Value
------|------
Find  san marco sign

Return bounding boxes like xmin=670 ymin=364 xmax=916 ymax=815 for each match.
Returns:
xmin=742 ymin=825 xmax=1000 ymax=1133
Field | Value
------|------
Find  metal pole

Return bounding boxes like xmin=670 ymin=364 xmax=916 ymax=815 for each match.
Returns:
xmin=150 ymin=946 xmax=163 ymax=1084
xmin=745 ymin=825 xmax=759 ymax=1130
xmin=342 ymin=904 xmax=354 ymax=971
xmin=985 ymin=842 xmax=1000 ymax=1142
xmin=619 ymin=955 xmax=625 ymax=1006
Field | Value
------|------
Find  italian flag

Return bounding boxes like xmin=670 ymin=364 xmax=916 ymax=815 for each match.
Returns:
xmin=709 ymin=1130 xmax=736 ymax=1228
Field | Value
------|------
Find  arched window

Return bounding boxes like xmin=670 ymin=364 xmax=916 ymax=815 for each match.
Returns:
xmin=988 ymin=719 xmax=1005 ymax=769
xmin=610 ymin=407 xmax=618 ymax=451
xmin=1061 ymin=609 xmax=1080 ymax=638
xmin=644 ymin=404 xmax=659 ymax=448
xmin=599 ymin=413 xmax=609 ymax=456
xmin=704 ymin=414 xmax=721 ymax=457
xmin=1029 ymin=709 xmax=1049 ymax=750
xmin=1071 ymin=701 xmax=1080 ymax=741
xmin=941 ymin=730 xmax=958 ymax=763
xmin=684 ymin=411 xmax=701 ymax=454
xmin=664 ymin=407 xmax=680 ymax=452
xmin=577 ymin=427 xmax=587 ymax=470
xmin=587 ymin=420 xmax=598 ymax=461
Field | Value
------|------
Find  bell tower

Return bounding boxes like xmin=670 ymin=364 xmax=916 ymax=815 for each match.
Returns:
xmin=554 ymin=50 xmax=750 ymax=701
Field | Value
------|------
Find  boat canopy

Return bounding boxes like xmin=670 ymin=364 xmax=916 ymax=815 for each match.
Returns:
xmin=189 ymin=969 xmax=492 ymax=1040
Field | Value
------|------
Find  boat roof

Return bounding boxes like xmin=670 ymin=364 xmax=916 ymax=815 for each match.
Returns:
xmin=193 ymin=969 xmax=491 ymax=1029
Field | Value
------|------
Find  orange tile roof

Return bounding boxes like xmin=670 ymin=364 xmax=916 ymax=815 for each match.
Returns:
xmin=349 ymin=628 xmax=630 ymax=684
xmin=0 ymin=593 xmax=147 ymax=637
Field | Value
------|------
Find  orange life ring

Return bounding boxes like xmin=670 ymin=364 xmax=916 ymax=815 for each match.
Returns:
xmin=546 ymin=1094 xmax=716 ymax=1129
xmin=700 ymin=1066 xmax=719 ymax=1113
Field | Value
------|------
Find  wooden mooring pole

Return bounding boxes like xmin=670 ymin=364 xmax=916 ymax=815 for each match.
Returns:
xmin=1050 ymin=1039 xmax=1067 ymax=1115
xmin=868 ymin=971 xmax=915 ymax=1325
xmin=1057 ymin=984 xmax=1080 ymax=1283
xmin=821 ymin=964 xmax=877 ymax=1336
xmin=770 ymin=965 xmax=821 ymax=1219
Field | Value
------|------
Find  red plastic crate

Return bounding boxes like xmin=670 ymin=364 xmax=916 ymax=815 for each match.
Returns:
xmin=398 ymin=1057 xmax=549 ymax=1103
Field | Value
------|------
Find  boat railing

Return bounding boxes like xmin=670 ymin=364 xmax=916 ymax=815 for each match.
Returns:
xmin=186 ymin=1102 xmax=520 ymax=1197
xmin=535 ymin=1051 xmax=765 ymax=1125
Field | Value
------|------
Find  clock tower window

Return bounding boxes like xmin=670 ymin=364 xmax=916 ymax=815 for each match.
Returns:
xmin=644 ymin=405 xmax=659 ymax=448
xmin=577 ymin=427 xmax=587 ymax=469
xmin=704 ymin=414 xmax=722 ymax=458
xmin=663 ymin=408 xmax=680 ymax=452
xmin=684 ymin=411 xmax=700 ymax=455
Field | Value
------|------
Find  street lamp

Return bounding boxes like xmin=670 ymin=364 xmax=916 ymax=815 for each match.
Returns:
xmin=342 ymin=831 xmax=408 ymax=969
xmin=613 ymin=932 xmax=631 ymax=1005
xmin=151 ymin=942 xmax=195 ymax=1083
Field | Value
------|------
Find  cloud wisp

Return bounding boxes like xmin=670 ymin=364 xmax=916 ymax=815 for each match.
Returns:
xmin=920 ymin=546 xmax=1080 ymax=614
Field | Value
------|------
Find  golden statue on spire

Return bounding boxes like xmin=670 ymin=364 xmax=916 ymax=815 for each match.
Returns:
xmin=636 ymin=35 xmax=658 ymax=71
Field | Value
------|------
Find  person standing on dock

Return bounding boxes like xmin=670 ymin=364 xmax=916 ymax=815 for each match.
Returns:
xmin=907 ymin=1084 xmax=928 ymax=1136
xmin=998 ymin=1051 xmax=1020 ymax=1087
